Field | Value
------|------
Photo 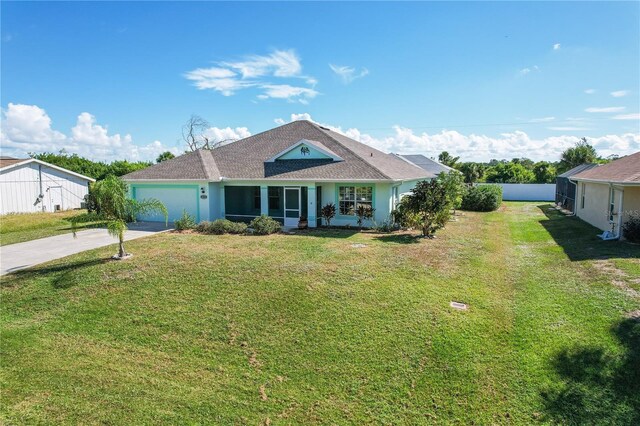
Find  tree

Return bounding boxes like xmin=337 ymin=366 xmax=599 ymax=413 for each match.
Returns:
xmin=156 ymin=151 xmax=175 ymax=163
xmin=533 ymin=161 xmax=557 ymax=183
xmin=558 ymin=137 xmax=597 ymax=173
xmin=437 ymin=170 xmax=465 ymax=214
xmin=31 ymin=152 xmax=151 ymax=180
xmin=438 ymin=151 xmax=460 ymax=168
xmin=398 ymin=179 xmax=451 ymax=238
xmin=457 ymin=162 xmax=485 ymax=184
xmin=485 ymin=162 xmax=535 ymax=183
xmin=182 ymin=115 xmax=235 ymax=151
xmin=71 ymin=176 xmax=167 ymax=259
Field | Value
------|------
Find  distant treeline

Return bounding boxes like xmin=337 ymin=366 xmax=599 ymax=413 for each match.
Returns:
xmin=31 ymin=152 xmax=151 ymax=181
xmin=440 ymin=138 xmax=613 ymax=184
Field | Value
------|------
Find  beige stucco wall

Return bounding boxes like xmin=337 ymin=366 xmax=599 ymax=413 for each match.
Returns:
xmin=576 ymin=181 xmax=611 ymax=232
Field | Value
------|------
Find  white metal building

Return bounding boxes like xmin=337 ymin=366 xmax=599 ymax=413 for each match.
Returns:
xmin=0 ymin=157 xmax=95 ymax=215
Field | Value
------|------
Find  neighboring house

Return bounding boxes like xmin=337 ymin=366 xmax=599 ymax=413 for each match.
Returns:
xmin=555 ymin=163 xmax=598 ymax=212
xmin=0 ymin=157 xmax=95 ymax=215
xmin=571 ymin=152 xmax=640 ymax=239
xmin=395 ymin=154 xmax=453 ymax=175
xmin=122 ymin=120 xmax=434 ymax=227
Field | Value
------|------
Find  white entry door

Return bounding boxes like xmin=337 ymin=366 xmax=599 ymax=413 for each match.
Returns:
xmin=284 ymin=187 xmax=301 ymax=227
xmin=48 ymin=186 xmax=63 ymax=211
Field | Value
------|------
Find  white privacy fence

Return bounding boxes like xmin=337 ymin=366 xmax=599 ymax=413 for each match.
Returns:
xmin=476 ymin=183 xmax=556 ymax=201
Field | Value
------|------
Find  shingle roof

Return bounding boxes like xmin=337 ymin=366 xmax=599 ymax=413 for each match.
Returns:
xmin=123 ymin=150 xmax=220 ymax=181
xmin=557 ymin=163 xmax=598 ymax=178
xmin=124 ymin=120 xmax=431 ymax=182
xmin=0 ymin=157 xmax=27 ymax=169
xmin=572 ymin=151 xmax=640 ymax=183
xmin=396 ymin=154 xmax=452 ymax=177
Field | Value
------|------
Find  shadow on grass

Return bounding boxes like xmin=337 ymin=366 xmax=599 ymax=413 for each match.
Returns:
xmin=373 ymin=233 xmax=422 ymax=244
xmin=537 ymin=204 xmax=640 ymax=261
xmin=284 ymin=228 xmax=359 ymax=239
xmin=3 ymin=258 xmax=111 ymax=289
xmin=541 ymin=317 xmax=640 ymax=425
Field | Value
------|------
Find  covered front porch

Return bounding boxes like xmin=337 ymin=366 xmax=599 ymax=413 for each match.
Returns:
xmin=216 ymin=181 xmax=390 ymax=228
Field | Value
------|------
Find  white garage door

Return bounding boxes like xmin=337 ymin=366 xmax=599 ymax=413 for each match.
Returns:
xmin=133 ymin=185 xmax=199 ymax=223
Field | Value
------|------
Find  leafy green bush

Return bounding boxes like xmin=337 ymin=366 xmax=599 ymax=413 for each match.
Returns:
xmin=461 ymin=185 xmax=502 ymax=212
xmin=374 ymin=218 xmax=400 ymax=233
xmin=622 ymin=213 xmax=640 ymax=243
xmin=249 ymin=215 xmax=281 ymax=235
xmin=174 ymin=210 xmax=197 ymax=231
xmin=355 ymin=204 xmax=375 ymax=229
xmin=196 ymin=219 xmax=247 ymax=235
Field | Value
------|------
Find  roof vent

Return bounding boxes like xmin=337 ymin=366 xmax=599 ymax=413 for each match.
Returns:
xmin=318 ymin=125 xmax=330 ymax=130
xmin=370 ymin=153 xmax=373 ymax=157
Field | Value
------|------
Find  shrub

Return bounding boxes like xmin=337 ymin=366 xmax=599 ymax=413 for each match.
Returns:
xmin=622 ymin=213 xmax=640 ymax=243
xmin=249 ymin=215 xmax=281 ymax=235
xmin=375 ymin=217 xmax=400 ymax=233
xmin=355 ymin=204 xmax=375 ymax=229
xmin=461 ymin=185 xmax=502 ymax=212
xmin=321 ymin=203 xmax=336 ymax=227
xmin=196 ymin=219 xmax=247 ymax=235
xmin=174 ymin=210 xmax=197 ymax=231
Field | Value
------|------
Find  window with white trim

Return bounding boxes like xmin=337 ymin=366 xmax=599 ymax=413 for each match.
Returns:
xmin=339 ymin=186 xmax=373 ymax=215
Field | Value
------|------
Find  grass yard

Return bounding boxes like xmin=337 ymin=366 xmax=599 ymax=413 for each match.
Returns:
xmin=1 ymin=203 xmax=638 ymax=424
xmin=0 ymin=210 xmax=104 ymax=246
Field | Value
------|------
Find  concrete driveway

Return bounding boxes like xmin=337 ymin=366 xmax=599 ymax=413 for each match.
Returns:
xmin=0 ymin=222 xmax=173 ymax=276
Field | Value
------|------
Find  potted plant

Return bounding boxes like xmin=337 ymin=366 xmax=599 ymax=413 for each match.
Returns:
xmin=298 ymin=215 xmax=308 ymax=229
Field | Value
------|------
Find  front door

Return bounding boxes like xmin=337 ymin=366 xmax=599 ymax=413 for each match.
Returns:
xmin=48 ymin=186 xmax=63 ymax=211
xmin=284 ymin=187 xmax=301 ymax=227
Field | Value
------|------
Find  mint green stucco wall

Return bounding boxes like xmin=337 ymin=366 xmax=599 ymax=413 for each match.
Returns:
xmin=277 ymin=144 xmax=331 ymax=160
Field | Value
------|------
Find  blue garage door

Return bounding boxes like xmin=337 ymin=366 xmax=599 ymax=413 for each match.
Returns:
xmin=133 ymin=185 xmax=199 ymax=222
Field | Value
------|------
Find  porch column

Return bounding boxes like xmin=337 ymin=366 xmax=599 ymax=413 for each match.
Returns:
xmin=260 ymin=185 xmax=269 ymax=216
xmin=219 ymin=184 xmax=225 ymax=218
xmin=307 ymin=185 xmax=317 ymax=227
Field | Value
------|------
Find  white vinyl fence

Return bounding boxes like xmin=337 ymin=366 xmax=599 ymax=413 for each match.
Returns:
xmin=476 ymin=183 xmax=555 ymax=201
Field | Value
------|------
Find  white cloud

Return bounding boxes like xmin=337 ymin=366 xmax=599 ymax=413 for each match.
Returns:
xmin=270 ymin=112 xmax=639 ymax=161
xmin=274 ymin=113 xmax=313 ymax=125
xmin=612 ymin=113 xmax=640 ymax=120
xmin=519 ymin=65 xmax=539 ymax=75
xmin=585 ymin=106 xmax=625 ymax=113
xmin=584 ymin=89 xmax=596 ymax=94
xmin=548 ymin=126 xmax=591 ymax=131
xmin=1 ymin=103 xmax=181 ymax=162
xmin=610 ymin=90 xmax=629 ymax=98
xmin=553 ymin=43 xmax=561 ymax=50
xmin=184 ymin=49 xmax=318 ymax=102
xmin=259 ymin=84 xmax=318 ymax=104
xmin=202 ymin=126 xmax=251 ymax=143
xmin=529 ymin=116 xmax=555 ymax=123
xmin=329 ymin=64 xmax=369 ymax=84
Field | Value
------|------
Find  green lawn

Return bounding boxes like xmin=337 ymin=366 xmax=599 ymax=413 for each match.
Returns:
xmin=0 ymin=210 xmax=104 ymax=246
xmin=1 ymin=203 xmax=638 ymax=424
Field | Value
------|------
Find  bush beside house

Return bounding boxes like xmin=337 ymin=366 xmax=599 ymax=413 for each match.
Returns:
xmin=461 ymin=185 xmax=503 ymax=212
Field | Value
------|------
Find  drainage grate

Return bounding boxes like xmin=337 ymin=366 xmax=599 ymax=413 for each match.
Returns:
xmin=450 ymin=301 xmax=468 ymax=310
xmin=351 ymin=243 xmax=367 ymax=248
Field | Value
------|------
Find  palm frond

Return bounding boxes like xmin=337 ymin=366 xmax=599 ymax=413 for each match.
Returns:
xmin=106 ymin=219 xmax=127 ymax=240
xmin=129 ymin=198 xmax=169 ymax=225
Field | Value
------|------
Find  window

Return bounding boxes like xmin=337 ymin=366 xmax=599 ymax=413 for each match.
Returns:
xmin=268 ymin=187 xmax=281 ymax=210
xmin=339 ymin=186 xmax=373 ymax=215
xmin=581 ymin=183 xmax=586 ymax=209
xmin=254 ymin=187 xmax=261 ymax=210
xmin=609 ymin=187 xmax=615 ymax=222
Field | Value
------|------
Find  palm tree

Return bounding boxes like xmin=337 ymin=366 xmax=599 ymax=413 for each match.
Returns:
xmin=72 ymin=175 xmax=167 ymax=258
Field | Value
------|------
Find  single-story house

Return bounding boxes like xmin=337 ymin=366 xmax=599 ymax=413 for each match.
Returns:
xmin=0 ymin=157 xmax=95 ymax=215
xmin=555 ymin=163 xmax=598 ymax=212
xmin=571 ymin=151 xmax=640 ymax=239
xmin=395 ymin=154 xmax=453 ymax=175
xmin=122 ymin=120 xmax=435 ymax=227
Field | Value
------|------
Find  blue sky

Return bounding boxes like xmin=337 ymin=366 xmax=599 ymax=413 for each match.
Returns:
xmin=1 ymin=1 xmax=639 ymax=162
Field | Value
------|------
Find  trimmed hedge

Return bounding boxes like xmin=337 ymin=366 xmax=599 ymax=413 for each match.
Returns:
xmin=249 ymin=215 xmax=281 ymax=235
xmin=196 ymin=219 xmax=247 ymax=235
xmin=461 ymin=185 xmax=503 ymax=212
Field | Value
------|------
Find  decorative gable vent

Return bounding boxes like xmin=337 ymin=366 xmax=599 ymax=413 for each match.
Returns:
xmin=265 ymin=139 xmax=344 ymax=163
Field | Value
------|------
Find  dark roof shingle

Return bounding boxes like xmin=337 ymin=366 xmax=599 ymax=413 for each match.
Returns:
xmin=124 ymin=120 xmax=431 ymax=181
xmin=572 ymin=152 xmax=640 ymax=183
